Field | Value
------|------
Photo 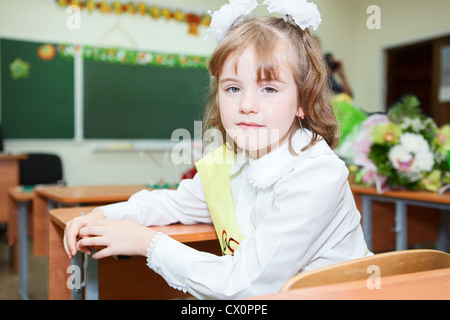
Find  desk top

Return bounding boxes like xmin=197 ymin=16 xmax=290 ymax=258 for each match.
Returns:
xmin=9 ymin=186 xmax=34 ymax=201
xmin=35 ymin=184 xmax=153 ymax=204
xmin=0 ymin=153 xmax=28 ymax=161
xmin=249 ymin=268 xmax=450 ymax=300
xmin=351 ymin=185 xmax=450 ymax=205
xmin=49 ymin=206 xmax=218 ymax=243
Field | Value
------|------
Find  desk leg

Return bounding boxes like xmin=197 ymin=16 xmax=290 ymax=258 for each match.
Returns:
xmin=361 ymin=196 xmax=372 ymax=252
xmin=437 ymin=210 xmax=448 ymax=252
xmin=71 ymin=252 xmax=84 ymax=300
xmin=86 ymin=251 xmax=99 ymax=300
xmin=18 ymin=201 xmax=29 ymax=300
xmin=69 ymin=252 xmax=99 ymax=300
xmin=395 ymin=200 xmax=407 ymax=251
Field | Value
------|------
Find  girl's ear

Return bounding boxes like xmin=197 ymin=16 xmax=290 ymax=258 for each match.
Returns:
xmin=296 ymin=108 xmax=305 ymax=119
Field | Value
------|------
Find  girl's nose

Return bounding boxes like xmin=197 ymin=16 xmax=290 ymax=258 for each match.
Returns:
xmin=239 ymin=91 xmax=259 ymax=114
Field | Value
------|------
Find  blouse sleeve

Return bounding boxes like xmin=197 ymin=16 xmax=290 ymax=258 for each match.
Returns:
xmin=99 ymin=173 xmax=212 ymax=226
xmin=147 ymin=152 xmax=356 ymax=299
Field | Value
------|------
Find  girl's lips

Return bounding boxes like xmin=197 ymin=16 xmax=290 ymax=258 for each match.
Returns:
xmin=237 ymin=122 xmax=264 ymax=129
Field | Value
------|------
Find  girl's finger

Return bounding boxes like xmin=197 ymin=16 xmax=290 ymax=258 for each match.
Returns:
xmin=79 ymin=226 xmax=105 ymax=238
xmin=64 ymin=219 xmax=84 ymax=258
xmin=63 ymin=234 xmax=71 ymax=258
xmin=76 ymin=239 xmax=92 ymax=255
xmin=78 ymin=236 xmax=108 ymax=249
xmin=92 ymin=247 xmax=113 ymax=260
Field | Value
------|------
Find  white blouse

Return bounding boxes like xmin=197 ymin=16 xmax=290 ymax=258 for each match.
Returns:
xmin=99 ymin=129 xmax=370 ymax=299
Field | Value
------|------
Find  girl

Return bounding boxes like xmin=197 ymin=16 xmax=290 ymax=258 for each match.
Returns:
xmin=64 ymin=0 xmax=370 ymax=299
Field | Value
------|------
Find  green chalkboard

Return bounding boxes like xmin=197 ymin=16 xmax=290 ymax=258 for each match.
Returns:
xmin=83 ymin=60 xmax=210 ymax=139
xmin=0 ymin=39 xmax=74 ymax=139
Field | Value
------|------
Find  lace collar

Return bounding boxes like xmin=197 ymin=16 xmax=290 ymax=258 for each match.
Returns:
xmin=229 ymin=129 xmax=313 ymax=189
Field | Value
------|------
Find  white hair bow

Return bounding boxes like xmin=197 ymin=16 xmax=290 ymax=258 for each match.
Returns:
xmin=207 ymin=0 xmax=322 ymax=42
xmin=207 ymin=0 xmax=259 ymax=42
xmin=264 ymin=0 xmax=321 ymax=31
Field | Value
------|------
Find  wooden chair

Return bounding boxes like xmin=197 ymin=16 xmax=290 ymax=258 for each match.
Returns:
xmin=281 ymin=249 xmax=450 ymax=292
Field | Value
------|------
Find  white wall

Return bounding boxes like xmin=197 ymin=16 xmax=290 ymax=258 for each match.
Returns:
xmin=330 ymin=0 xmax=450 ymax=113
xmin=1 ymin=0 xmax=450 ymax=186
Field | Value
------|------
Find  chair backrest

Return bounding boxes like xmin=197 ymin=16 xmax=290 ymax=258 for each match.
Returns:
xmin=19 ymin=153 xmax=63 ymax=186
xmin=281 ymin=249 xmax=450 ymax=292
xmin=0 ymin=124 xmax=4 ymax=152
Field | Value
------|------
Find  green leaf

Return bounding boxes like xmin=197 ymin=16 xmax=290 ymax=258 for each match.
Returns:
xmin=388 ymin=95 xmax=423 ymax=123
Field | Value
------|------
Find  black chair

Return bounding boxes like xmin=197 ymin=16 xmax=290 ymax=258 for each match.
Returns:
xmin=19 ymin=153 xmax=63 ymax=186
xmin=0 ymin=124 xmax=4 ymax=152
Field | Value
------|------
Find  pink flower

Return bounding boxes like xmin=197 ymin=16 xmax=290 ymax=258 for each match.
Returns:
xmin=361 ymin=170 xmax=373 ymax=183
xmin=353 ymin=114 xmax=389 ymax=168
xmin=396 ymin=158 xmax=415 ymax=172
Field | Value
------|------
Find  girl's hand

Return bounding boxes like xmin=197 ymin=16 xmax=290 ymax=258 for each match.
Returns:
xmin=77 ymin=219 xmax=157 ymax=259
xmin=64 ymin=209 xmax=105 ymax=259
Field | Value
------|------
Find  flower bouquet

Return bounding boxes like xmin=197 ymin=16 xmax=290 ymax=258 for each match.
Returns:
xmin=350 ymin=95 xmax=450 ymax=193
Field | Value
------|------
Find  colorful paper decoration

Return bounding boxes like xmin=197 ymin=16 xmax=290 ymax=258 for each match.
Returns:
xmin=58 ymin=43 xmax=209 ymax=69
xmin=37 ymin=44 xmax=57 ymax=61
xmin=9 ymin=58 xmax=31 ymax=80
xmin=55 ymin=0 xmax=211 ymax=36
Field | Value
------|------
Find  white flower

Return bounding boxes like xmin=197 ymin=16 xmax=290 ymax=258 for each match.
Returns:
xmin=399 ymin=132 xmax=429 ymax=153
xmin=389 ymin=145 xmax=412 ymax=171
xmin=411 ymin=150 xmax=434 ymax=172
xmin=389 ymin=133 xmax=434 ymax=177
xmin=264 ymin=0 xmax=321 ymax=30
xmin=400 ymin=117 xmax=425 ymax=132
xmin=207 ymin=0 xmax=259 ymax=42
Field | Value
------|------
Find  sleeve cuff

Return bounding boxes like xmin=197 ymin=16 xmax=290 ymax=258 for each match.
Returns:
xmin=145 ymin=232 xmax=198 ymax=294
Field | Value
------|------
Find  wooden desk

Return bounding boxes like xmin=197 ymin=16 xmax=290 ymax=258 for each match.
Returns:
xmin=249 ymin=268 xmax=450 ymax=300
xmin=8 ymin=186 xmax=34 ymax=300
xmin=49 ymin=206 xmax=220 ymax=300
xmin=33 ymin=184 xmax=153 ymax=256
xmin=0 ymin=154 xmax=27 ymax=222
xmin=351 ymin=185 xmax=449 ymax=252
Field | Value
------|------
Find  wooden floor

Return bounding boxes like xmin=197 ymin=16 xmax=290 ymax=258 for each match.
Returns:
xmin=0 ymin=225 xmax=47 ymax=300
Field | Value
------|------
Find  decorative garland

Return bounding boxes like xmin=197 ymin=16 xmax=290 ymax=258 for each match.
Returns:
xmin=56 ymin=0 xmax=211 ymax=35
xmin=57 ymin=43 xmax=209 ymax=69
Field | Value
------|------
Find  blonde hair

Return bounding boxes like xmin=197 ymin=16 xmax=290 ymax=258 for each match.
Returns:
xmin=203 ymin=16 xmax=339 ymax=153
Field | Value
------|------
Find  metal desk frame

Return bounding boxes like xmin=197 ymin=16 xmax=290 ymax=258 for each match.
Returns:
xmin=17 ymin=199 xmax=30 ymax=300
xmin=361 ymin=194 xmax=449 ymax=252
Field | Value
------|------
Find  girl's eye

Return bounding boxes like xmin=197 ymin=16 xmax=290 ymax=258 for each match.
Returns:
xmin=263 ymin=87 xmax=277 ymax=94
xmin=226 ymin=86 xmax=240 ymax=93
